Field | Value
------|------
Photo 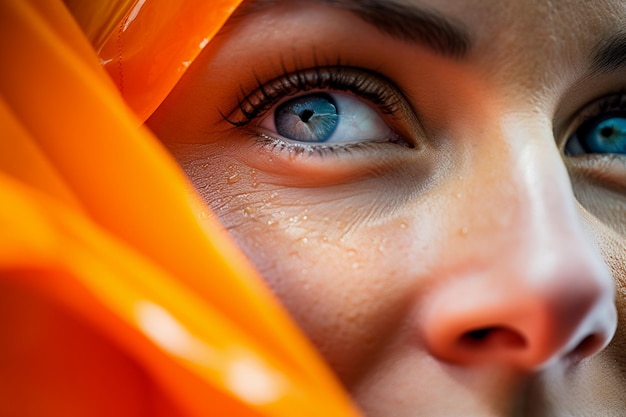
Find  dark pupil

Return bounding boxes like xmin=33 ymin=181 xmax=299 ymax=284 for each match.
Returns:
xmin=576 ymin=114 xmax=626 ymax=155
xmin=600 ymin=126 xmax=614 ymax=138
xmin=299 ymin=109 xmax=315 ymax=123
xmin=275 ymin=93 xmax=339 ymax=142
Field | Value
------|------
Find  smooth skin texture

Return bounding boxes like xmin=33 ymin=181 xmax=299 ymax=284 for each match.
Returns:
xmin=148 ymin=0 xmax=626 ymax=415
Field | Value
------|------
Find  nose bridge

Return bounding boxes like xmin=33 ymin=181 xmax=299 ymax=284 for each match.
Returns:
xmin=454 ymin=112 xmax=600 ymax=266
xmin=421 ymin=116 xmax=617 ymax=370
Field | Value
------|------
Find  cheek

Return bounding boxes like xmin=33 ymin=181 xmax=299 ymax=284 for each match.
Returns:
xmin=164 ymin=141 xmax=454 ymax=383
xmin=574 ymin=180 xmax=626 ymax=369
xmin=579 ymin=208 xmax=626 ymax=385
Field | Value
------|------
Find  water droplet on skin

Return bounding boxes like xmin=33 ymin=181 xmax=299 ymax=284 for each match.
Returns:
xmin=400 ymin=223 xmax=407 ymax=229
xmin=227 ymin=173 xmax=241 ymax=184
xmin=225 ymin=164 xmax=240 ymax=184
xmin=322 ymin=217 xmax=331 ymax=225
xmin=321 ymin=236 xmax=329 ymax=242
xmin=347 ymin=249 xmax=357 ymax=257
xmin=301 ymin=237 xmax=309 ymax=244
xmin=250 ymin=169 xmax=259 ymax=188
xmin=459 ymin=227 xmax=469 ymax=236
xmin=352 ymin=262 xmax=360 ymax=270
xmin=302 ymin=215 xmax=308 ymax=221
xmin=456 ymin=192 xmax=462 ymax=199
xmin=244 ymin=207 xmax=257 ymax=217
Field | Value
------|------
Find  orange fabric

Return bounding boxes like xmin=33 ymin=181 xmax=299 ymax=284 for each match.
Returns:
xmin=99 ymin=0 xmax=244 ymax=121
xmin=0 ymin=0 xmax=361 ymax=416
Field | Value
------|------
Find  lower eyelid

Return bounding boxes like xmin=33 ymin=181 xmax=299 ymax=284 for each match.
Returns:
xmin=233 ymin=129 xmax=418 ymax=175
xmin=567 ymin=153 xmax=626 ymax=190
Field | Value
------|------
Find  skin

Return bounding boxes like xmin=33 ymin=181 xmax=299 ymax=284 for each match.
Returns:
xmin=147 ymin=0 xmax=626 ymax=415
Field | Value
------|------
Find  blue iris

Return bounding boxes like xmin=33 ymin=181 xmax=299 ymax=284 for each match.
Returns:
xmin=576 ymin=114 xmax=626 ymax=154
xmin=275 ymin=93 xmax=339 ymax=142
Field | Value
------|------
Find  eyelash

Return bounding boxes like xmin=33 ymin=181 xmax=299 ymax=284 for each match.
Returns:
xmin=222 ymin=64 xmax=404 ymax=128
xmin=255 ymin=132 xmax=395 ymax=158
xmin=572 ymin=91 xmax=626 ymax=129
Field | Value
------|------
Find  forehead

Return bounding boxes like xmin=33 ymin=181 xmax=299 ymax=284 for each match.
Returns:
xmin=236 ymin=0 xmax=626 ymax=74
xmin=229 ymin=1 xmax=616 ymax=105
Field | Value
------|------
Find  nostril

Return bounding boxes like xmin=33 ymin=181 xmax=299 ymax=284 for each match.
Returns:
xmin=458 ymin=326 xmax=527 ymax=352
xmin=565 ymin=334 xmax=603 ymax=362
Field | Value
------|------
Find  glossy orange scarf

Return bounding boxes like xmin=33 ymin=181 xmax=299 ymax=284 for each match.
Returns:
xmin=0 ymin=1 xmax=360 ymax=416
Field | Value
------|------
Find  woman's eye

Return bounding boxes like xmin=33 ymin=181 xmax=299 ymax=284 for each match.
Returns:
xmin=258 ymin=91 xmax=398 ymax=145
xmin=565 ymin=102 xmax=626 ymax=156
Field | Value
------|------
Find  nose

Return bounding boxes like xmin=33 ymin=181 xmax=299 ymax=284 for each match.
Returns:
xmin=421 ymin=125 xmax=617 ymax=371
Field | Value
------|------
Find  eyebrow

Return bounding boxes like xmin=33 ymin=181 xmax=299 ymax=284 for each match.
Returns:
xmin=236 ymin=0 xmax=471 ymax=59
xmin=590 ymin=33 xmax=626 ymax=75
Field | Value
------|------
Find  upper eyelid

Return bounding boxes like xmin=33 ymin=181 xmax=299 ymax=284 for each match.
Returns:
xmin=220 ymin=65 xmax=407 ymax=127
xmin=558 ymin=91 xmax=626 ymax=143
xmin=575 ymin=92 xmax=625 ymax=125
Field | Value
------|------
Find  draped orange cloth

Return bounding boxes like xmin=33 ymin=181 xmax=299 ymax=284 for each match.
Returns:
xmin=0 ymin=1 xmax=361 ymax=416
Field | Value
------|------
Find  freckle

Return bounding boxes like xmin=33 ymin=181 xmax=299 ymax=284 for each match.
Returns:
xmin=345 ymin=309 xmax=358 ymax=322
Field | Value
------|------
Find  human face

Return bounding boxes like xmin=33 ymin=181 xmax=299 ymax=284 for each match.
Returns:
xmin=147 ymin=0 xmax=626 ymax=415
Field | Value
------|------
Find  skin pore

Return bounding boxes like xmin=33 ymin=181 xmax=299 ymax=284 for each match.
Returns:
xmin=147 ymin=0 xmax=626 ymax=416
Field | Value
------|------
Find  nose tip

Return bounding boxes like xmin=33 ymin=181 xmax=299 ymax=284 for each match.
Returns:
xmin=421 ymin=264 xmax=617 ymax=370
